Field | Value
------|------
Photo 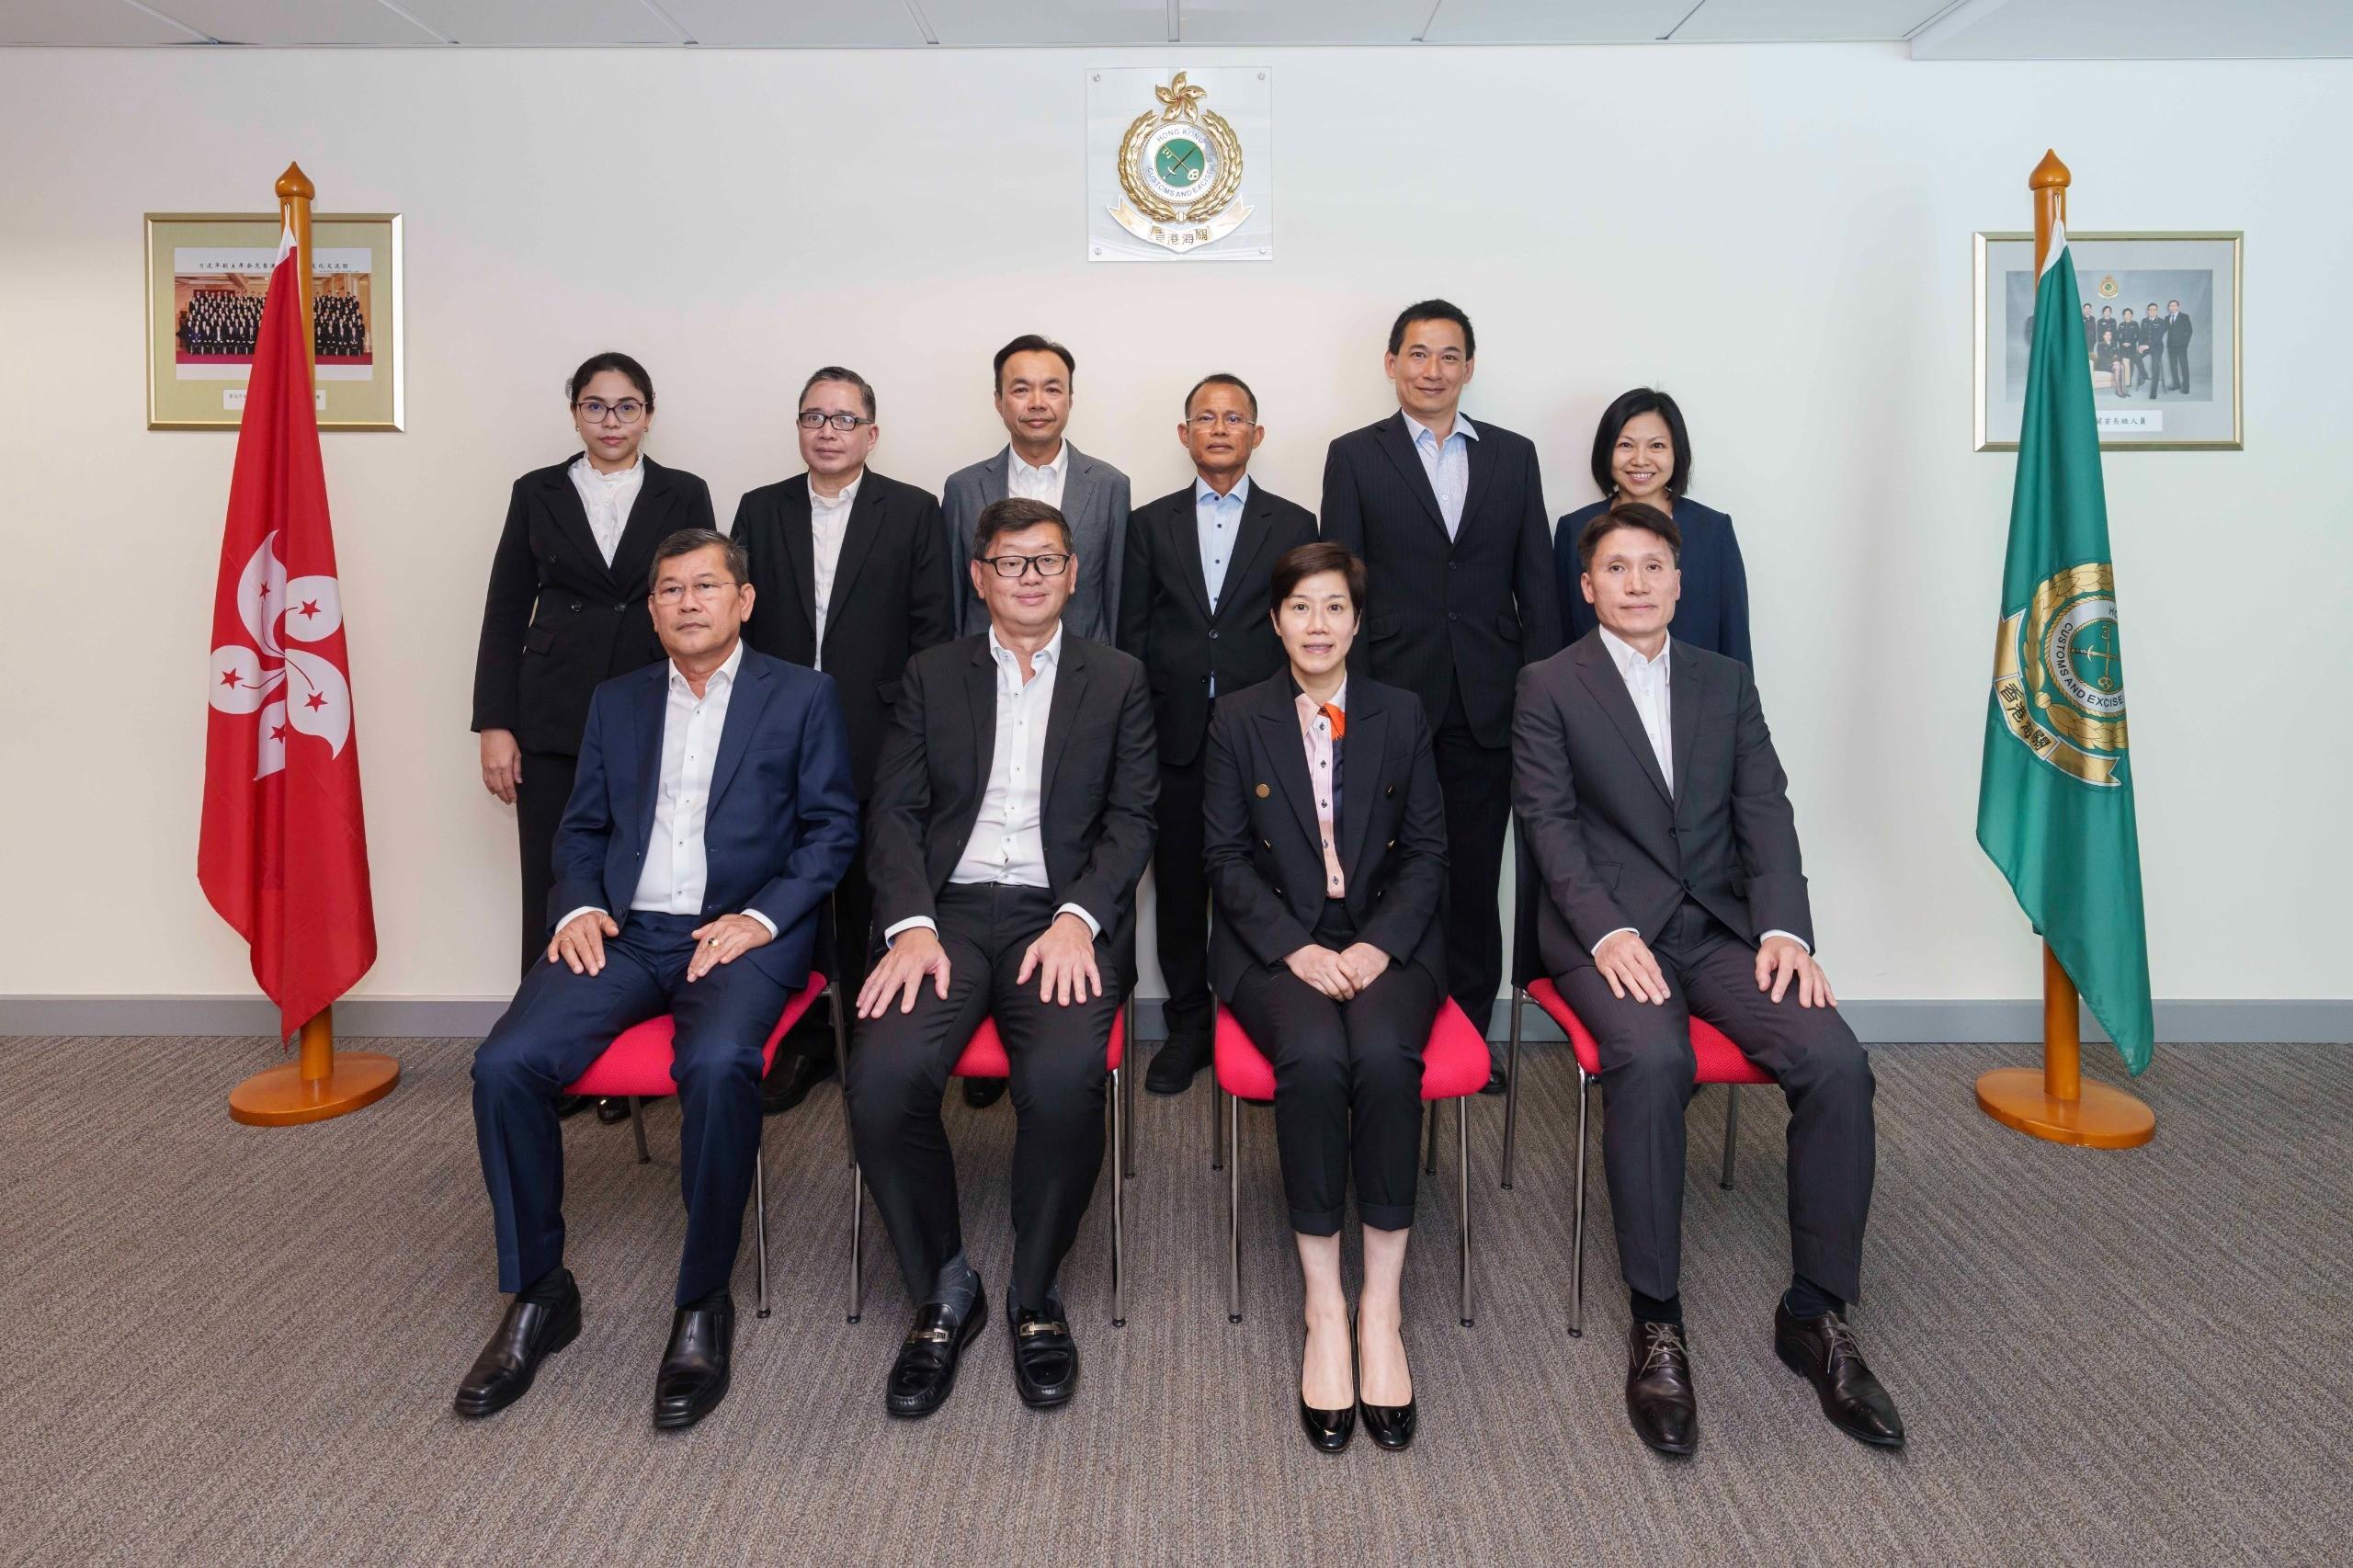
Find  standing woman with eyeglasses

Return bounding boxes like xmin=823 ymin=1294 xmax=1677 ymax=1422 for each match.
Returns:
xmin=473 ymin=352 xmax=718 ymax=987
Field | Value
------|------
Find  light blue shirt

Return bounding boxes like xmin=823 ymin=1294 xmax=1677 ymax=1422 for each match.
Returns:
xmin=1403 ymin=410 xmax=1478 ymax=540
xmin=1197 ymin=473 xmax=1250 ymax=696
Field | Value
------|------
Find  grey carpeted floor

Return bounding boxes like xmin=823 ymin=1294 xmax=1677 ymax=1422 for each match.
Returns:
xmin=2 ymin=1031 xmax=2349 ymax=1567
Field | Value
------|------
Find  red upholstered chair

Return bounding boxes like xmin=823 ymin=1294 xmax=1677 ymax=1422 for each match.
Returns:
xmin=563 ymin=976 xmax=840 ymax=1321
xmin=1211 ymin=998 xmax=1489 ymax=1328
xmin=846 ymin=999 xmax=1131 ymax=1329
xmin=1508 ymin=978 xmax=1775 ymax=1337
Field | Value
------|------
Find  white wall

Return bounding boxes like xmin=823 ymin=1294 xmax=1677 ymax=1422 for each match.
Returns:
xmin=2 ymin=42 xmax=2347 ymax=1008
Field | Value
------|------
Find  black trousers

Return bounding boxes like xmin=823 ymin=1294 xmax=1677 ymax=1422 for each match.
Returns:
xmin=1433 ymin=676 xmax=1508 ymax=1043
xmin=2168 ymin=340 xmax=2190 ymax=390
xmin=1224 ymin=901 xmax=1442 ymax=1234
xmin=2141 ymin=347 xmax=2165 ymax=398
xmin=845 ymin=884 xmax=1120 ymax=1309
xmin=1555 ymin=900 xmax=1875 ymax=1304
xmin=1150 ymin=747 xmax=1213 ymax=1045
xmin=513 ymin=749 xmax=580 ymax=976
xmin=472 ymin=910 xmax=790 ymax=1305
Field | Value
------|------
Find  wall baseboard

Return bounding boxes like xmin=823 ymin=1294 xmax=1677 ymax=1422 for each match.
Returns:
xmin=3 ymin=994 xmax=2346 ymax=1045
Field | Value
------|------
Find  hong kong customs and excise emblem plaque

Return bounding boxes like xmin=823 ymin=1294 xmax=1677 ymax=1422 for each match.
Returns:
xmin=1088 ymin=69 xmax=1270 ymax=262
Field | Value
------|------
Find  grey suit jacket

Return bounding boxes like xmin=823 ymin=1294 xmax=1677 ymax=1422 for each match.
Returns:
xmin=1510 ymin=631 xmax=1813 ymax=980
xmin=942 ymin=441 xmax=1133 ymax=645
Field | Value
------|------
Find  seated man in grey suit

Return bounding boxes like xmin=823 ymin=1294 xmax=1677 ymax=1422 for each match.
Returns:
xmin=941 ymin=334 xmax=1134 ymax=1108
xmin=1511 ymin=503 xmax=1904 ymax=1459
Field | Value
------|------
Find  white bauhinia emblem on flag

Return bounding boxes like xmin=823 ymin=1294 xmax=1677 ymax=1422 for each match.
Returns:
xmin=207 ymin=528 xmax=352 ymax=778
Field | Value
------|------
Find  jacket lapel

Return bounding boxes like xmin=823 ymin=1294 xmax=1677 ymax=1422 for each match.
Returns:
xmin=1336 ymin=688 xmax=1384 ymax=877
xmin=1370 ymin=415 xmax=1449 ymax=542
xmin=981 ymin=447 xmax=1011 ymax=506
xmin=1168 ymin=489 xmax=1213 ymax=620
xmin=1573 ymin=637 xmax=1673 ymax=805
xmin=1667 ymin=642 xmax=1703 ymax=814
xmin=607 ymin=457 xmax=678 ymax=601
xmin=1255 ymin=695 xmax=1323 ymax=855
xmin=629 ymin=666 xmax=668 ymax=859
xmin=1216 ymin=486 xmax=1279 ymax=622
xmin=1459 ymin=424 xmax=1495 ymax=545
xmin=705 ymin=653 xmax=775 ymax=815
xmin=821 ymin=474 xmax=884 ymax=642
xmin=1039 ymin=636 xmax=1087 ymax=809
xmin=779 ymin=476 xmax=816 ymax=643
xmin=952 ymin=641 xmax=1001 ymax=855
xmin=1060 ymin=443 xmax=1096 ymax=528
xmin=539 ymin=459 xmax=613 ymax=589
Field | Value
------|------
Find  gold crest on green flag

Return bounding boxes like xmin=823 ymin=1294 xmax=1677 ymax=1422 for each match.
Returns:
xmin=1977 ymin=222 xmax=2156 ymax=1074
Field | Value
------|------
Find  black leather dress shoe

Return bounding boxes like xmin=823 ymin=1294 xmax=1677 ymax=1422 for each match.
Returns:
xmin=654 ymin=1297 xmax=734 ymax=1430
xmin=454 ymin=1273 xmax=581 ymax=1419
xmin=962 ymin=1077 xmax=1006 ymax=1109
xmin=1774 ymin=1302 xmax=1905 ymax=1449
xmin=1626 ymin=1319 xmax=1699 ymax=1456
xmin=886 ymin=1294 xmax=987 ymax=1419
xmin=760 ymin=1049 xmax=835 ymax=1116
xmin=1480 ymin=1065 xmax=1507 ymax=1096
xmin=595 ymin=1096 xmax=631 ymax=1125
xmin=1010 ymin=1302 xmax=1079 ymax=1409
xmin=1145 ymin=1033 xmax=1211 ymax=1096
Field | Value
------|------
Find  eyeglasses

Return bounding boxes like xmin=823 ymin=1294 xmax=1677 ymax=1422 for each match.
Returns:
xmin=576 ymin=398 xmax=646 ymax=425
xmin=652 ymin=579 xmax=738 ymax=605
xmin=1188 ymin=412 xmax=1256 ymax=430
xmin=978 ymin=553 xmax=1071 ymax=579
xmin=797 ymin=410 xmax=876 ymax=431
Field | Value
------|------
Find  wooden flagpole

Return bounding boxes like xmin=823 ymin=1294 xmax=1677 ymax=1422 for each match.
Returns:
xmin=228 ymin=162 xmax=399 ymax=1128
xmin=1972 ymin=150 xmax=2154 ymax=1151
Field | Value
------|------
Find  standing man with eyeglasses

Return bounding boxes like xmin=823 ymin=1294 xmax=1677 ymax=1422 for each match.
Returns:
xmin=942 ymin=335 xmax=1134 ymax=1107
xmin=1117 ymin=373 xmax=1315 ymax=1094
xmin=733 ymin=368 xmax=958 ymax=1113
xmin=474 ymin=354 xmax=717 ymax=1126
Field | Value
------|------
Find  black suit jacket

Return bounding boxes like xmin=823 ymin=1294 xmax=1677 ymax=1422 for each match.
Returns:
xmin=864 ymin=630 xmax=1158 ymax=956
xmin=1511 ymin=631 xmax=1813 ymax=980
xmin=1116 ymin=480 xmax=1317 ymax=768
xmin=731 ymin=469 xmax=957 ymax=799
xmin=472 ymin=455 xmax=717 ymax=756
xmin=1201 ymin=675 xmax=1448 ymax=997
xmin=1319 ymin=413 xmax=1563 ymax=747
xmin=551 ymin=648 xmax=859 ymax=986
xmin=2165 ymin=312 xmax=2195 ymax=351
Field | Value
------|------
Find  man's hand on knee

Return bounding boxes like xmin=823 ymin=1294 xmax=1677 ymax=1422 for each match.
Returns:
xmin=1756 ymin=936 xmax=1836 ymax=1008
xmin=686 ymin=913 xmax=772 ymax=983
xmin=1594 ymin=930 xmax=1671 ymax=1005
xmin=549 ymin=911 xmax=619 ymax=976
xmin=1017 ymin=913 xmax=1101 ymax=1006
xmin=858 ymin=926 xmax=951 ymax=1019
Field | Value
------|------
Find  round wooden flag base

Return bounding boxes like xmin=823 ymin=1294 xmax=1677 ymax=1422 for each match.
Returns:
xmin=229 ymin=1052 xmax=401 ymax=1126
xmin=1974 ymin=1067 xmax=2154 ymax=1150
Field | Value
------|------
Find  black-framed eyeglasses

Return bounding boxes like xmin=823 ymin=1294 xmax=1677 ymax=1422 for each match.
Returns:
xmin=797 ymin=411 xmax=876 ymax=431
xmin=576 ymin=398 xmax=646 ymax=425
xmin=978 ymin=552 xmax=1072 ymax=579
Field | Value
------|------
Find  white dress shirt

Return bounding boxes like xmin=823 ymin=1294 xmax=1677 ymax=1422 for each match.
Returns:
xmin=568 ymin=452 xmax=644 ymax=566
xmin=1402 ymin=410 xmax=1477 ymax=540
xmin=555 ymin=642 xmax=778 ymax=941
xmin=883 ymin=622 xmax=1099 ymax=944
xmin=808 ymin=472 xmax=861 ymax=668
xmin=1007 ymin=442 xmax=1070 ymax=509
xmin=1589 ymin=627 xmax=1803 ymax=957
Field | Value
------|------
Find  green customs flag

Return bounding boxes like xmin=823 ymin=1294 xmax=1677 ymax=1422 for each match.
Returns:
xmin=1977 ymin=222 xmax=2154 ymax=1074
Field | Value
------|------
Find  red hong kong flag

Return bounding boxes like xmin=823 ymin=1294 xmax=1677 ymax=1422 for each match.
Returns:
xmin=199 ymin=225 xmax=376 ymax=1038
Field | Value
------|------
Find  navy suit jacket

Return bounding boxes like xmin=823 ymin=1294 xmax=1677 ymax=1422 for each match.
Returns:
xmin=550 ymin=646 xmax=860 ymax=986
xmin=1557 ymin=495 xmax=1752 ymax=667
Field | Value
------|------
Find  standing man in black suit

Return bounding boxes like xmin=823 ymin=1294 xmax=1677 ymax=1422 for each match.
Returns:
xmin=1320 ymin=300 xmax=1562 ymax=1086
xmin=733 ymin=367 xmax=958 ymax=1112
xmin=2080 ymin=301 xmax=2097 ymax=362
xmin=1118 ymin=373 xmax=1316 ymax=1094
xmin=2139 ymin=302 xmax=2166 ymax=399
xmin=2165 ymin=299 xmax=2195 ymax=392
xmin=847 ymin=497 xmax=1156 ymax=1420
xmin=1513 ymin=504 xmax=1901 ymax=1458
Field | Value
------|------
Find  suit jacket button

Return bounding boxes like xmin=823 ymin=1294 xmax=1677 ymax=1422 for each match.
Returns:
xmin=1261 ymin=839 xmax=1272 ymax=850
xmin=1256 ymin=783 xmax=1270 ymax=798
xmin=1274 ymin=886 xmax=1284 ymax=898
xmin=614 ymin=600 xmax=628 ymax=610
xmin=1386 ymin=838 xmax=1396 ymax=849
xmin=1447 ymin=611 xmax=1458 ymax=621
xmin=1385 ymin=784 xmax=1396 ymax=797
xmin=1209 ymin=630 xmax=1219 ymax=641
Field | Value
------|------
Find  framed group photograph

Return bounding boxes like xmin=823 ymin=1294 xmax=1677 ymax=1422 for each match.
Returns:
xmin=1973 ymin=230 xmax=2241 ymax=451
xmin=144 ymin=211 xmax=404 ymax=430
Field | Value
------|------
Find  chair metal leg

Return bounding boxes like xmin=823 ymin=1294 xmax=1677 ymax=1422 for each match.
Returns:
xmin=847 ymin=1164 xmax=865 ymax=1324
xmin=1720 ymin=1084 xmax=1741 ymax=1190
xmin=628 ymin=1096 xmax=650 ymax=1164
xmin=1456 ymin=1096 xmax=1473 ymax=1327
xmin=1225 ymin=1090 xmax=1242 ymax=1324
xmin=1110 ymin=1066 xmax=1126 ymax=1326
xmin=1424 ymin=1100 xmax=1439 ymax=1176
xmin=754 ymin=1147 xmax=771 ymax=1318
xmin=1570 ymin=1071 xmax=1591 ymax=1338
xmin=833 ymin=979 xmax=856 ymax=1169
xmin=1502 ymin=988 xmax=1525 ymax=1190
xmin=1211 ymin=1069 xmax=1225 ymax=1171
xmin=1121 ymin=998 xmax=1138 ymax=1180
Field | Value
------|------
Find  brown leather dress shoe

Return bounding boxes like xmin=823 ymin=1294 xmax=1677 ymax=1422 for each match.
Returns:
xmin=1774 ymin=1302 xmax=1905 ymax=1449
xmin=1626 ymin=1318 xmax=1698 ymax=1456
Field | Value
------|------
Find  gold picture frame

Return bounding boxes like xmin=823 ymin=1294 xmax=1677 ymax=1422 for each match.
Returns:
xmin=144 ymin=211 xmax=404 ymax=431
xmin=1973 ymin=230 xmax=2241 ymax=452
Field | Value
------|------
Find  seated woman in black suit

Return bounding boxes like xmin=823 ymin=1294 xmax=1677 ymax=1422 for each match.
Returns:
xmin=1202 ymin=541 xmax=1449 ymax=1454
xmin=1557 ymin=388 xmax=1753 ymax=665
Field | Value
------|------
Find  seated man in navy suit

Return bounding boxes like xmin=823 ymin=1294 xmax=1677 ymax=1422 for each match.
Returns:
xmin=456 ymin=528 xmax=858 ymax=1430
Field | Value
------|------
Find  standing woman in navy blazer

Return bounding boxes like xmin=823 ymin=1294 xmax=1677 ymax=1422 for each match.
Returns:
xmin=1556 ymin=389 xmax=1752 ymax=665
xmin=1202 ymin=542 xmax=1449 ymax=1455
xmin=472 ymin=352 xmax=719 ymax=973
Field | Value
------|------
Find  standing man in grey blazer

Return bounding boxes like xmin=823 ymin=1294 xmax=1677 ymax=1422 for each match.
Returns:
xmin=942 ymin=335 xmax=1133 ymax=1107
xmin=943 ymin=335 xmax=1133 ymax=647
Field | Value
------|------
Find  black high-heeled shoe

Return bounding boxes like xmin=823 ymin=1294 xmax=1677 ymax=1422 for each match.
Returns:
xmin=1299 ymin=1312 xmax=1355 ymax=1454
xmin=1358 ymin=1316 xmax=1417 ymax=1451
